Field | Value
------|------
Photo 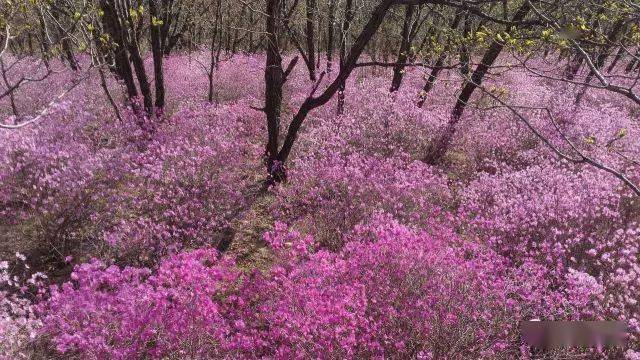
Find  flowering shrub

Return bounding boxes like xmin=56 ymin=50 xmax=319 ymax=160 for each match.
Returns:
xmin=460 ymin=161 xmax=639 ymax=344
xmin=0 ymin=101 xmax=125 ymax=257
xmin=273 ymin=151 xmax=452 ymax=249
xmin=255 ymin=219 xmax=519 ymax=358
xmin=0 ymin=253 xmax=47 ymax=360
xmin=98 ymin=103 xmax=262 ymax=261
xmin=293 ymin=74 xmax=450 ymax=160
xmin=2 ymin=53 xmax=639 ymax=358
xmin=1 ymin=64 xmax=265 ymax=261
xmin=40 ymin=221 xmax=492 ymax=358
xmin=40 ymin=218 xmax=610 ymax=359
xmin=40 ymin=249 xmax=240 ymax=359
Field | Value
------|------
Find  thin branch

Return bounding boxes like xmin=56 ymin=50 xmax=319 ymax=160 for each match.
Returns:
xmin=475 ymin=82 xmax=640 ymax=196
xmin=0 ymin=76 xmax=87 ymax=130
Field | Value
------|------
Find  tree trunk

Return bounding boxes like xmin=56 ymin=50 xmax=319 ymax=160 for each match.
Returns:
xmin=0 ymin=58 xmax=19 ymax=118
xmin=417 ymin=12 xmax=463 ymax=107
xmin=337 ymin=0 xmax=354 ymax=115
xmin=417 ymin=55 xmax=445 ymax=107
xmin=37 ymin=11 xmax=51 ymax=68
xmin=607 ymin=46 xmax=625 ymax=73
xmin=625 ymin=48 xmax=640 ymax=73
xmin=127 ymin=41 xmax=154 ymax=113
xmin=575 ymin=19 xmax=625 ymax=104
xmin=98 ymin=67 xmax=123 ymax=122
xmin=459 ymin=12 xmax=471 ymax=77
xmin=277 ymin=0 xmax=397 ymax=163
xmin=326 ymin=0 xmax=337 ymax=73
xmin=305 ymin=0 xmax=317 ymax=80
xmin=99 ymin=0 xmax=139 ymax=104
xmin=149 ymin=0 xmax=166 ymax=110
xmin=424 ymin=2 xmax=531 ymax=165
xmin=208 ymin=0 xmax=222 ymax=103
xmin=264 ymin=0 xmax=286 ymax=180
xmin=565 ymin=55 xmax=584 ymax=80
xmin=390 ymin=5 xmax=415 ymax=92
xmin=51 ymin=4 xmax=78 ymax=70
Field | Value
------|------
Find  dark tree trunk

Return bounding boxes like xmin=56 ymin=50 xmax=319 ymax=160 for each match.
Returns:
xmin=127 ymin=41 xmax=154 ymax=113
xmin=277 ymin=0 xmax=397 ymax=163
xmin=149 ymin=0 xmax=166 ymax=110
xmin=326 ymin=0 xmax=337 ymax=73
xmin=305 ymin=0 xmax=317 ymax=80
xmin=259 ymin=0 xmax=397 ymax=184
xmin=424 ymin=2 xmax=531 ymax=165
xmin=159 ymin=0 xmax=178 ymax=55
xmin=61 ymin=39 xmax=78 ymax=71
xmin=37 ymin=11 xmax=51 ymax=68
xmin=264 ymin=0 xmax=286 ymax=180
xmin=208 ymin=0 xmax=223 ymax=103
xmin=337 ymin=0 xmax=354 ymax=115
xmin=607 ymin=46 xmax=625 ymax=73
xmin=417 ymin=55 xmax=445 ymax=107
xmin=390 ymin=5 xmax=415 ymax=92
xmin=232 ymin=5 xmax=247 ymax=55
xmin=0 ymin=58 xmax=19 ymax=118
xmin=565 ymin=55 xmax=584 ymax=80
xmin=625 ymin=48 xmax=640 ymax=73
xmin=51 ymin=4 xmax=78 ymax=70
xmin=98 ymin=67 xmax=123 ymax=122
xmin=459 ymin=12 xmax=471 ymax=77
xmin=316 ymin=19 xmax=322 ymax=69
xmin=28 ymin=33 xmax=34 ymax=54
xmin=99 ymin=0 xmax=139 ymax=103
xmin=98 ymin=0 xmax=157 ymax=115
xmin=417 ymin=12 xmax=463 ymax=107
xmin=586 ymin=20 xmax=625 ymax=79
xmin=576 ymin=19 xmax=626 ymax=104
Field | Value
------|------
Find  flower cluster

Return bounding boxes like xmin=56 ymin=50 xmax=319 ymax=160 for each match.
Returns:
xmin=1 ymin=53 xmax=639 ymax=358
xmin=460 ymin=160 xmax=639 ymax=340
xmin=34 ymin=219 xmax=520 ymax=358
xmin=98 ymin=102 xmax=263 ymax=261
xmin=273 ymin=150 xmax=452 ymax=249
xmin=0 ymin=253 xmax=47 ymax=360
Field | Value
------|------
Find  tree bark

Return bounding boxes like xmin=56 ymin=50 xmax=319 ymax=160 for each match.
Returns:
xmin=337 ymin=0 xmax=354 ymax=114
xmin=0 ymin=58 xmax=19 ymax=118
xmin=149 ymin=0 xmax=166 ymax=110
xmin=99 ymin=0 xmax=139 ymax=104
xmin=575 ymin=19 xmax=626 ymax=104
xmin=127 ymin=40 xmax=154 ymax=113
xmin=51 ymin=3 xmax=78 ymax=70
xmin=390 ymin=4 xmax=415 ymax=92
xmin=326 ymin=0 xmax=337 ymax=73
xmin=424 ymin=1 xmax=531 ymax=165
xmin=417 ymin=12 xmax=463 ymax=107
xmin=208 ymin=0 xmax=223 ymax=103
xmin=277 ymin=0 xmax=398 ymax=163
xmin=305 ymin=0 xmax=317 ymax=80
xmin=625 ymin=48 xmax=640 ymax=73
xmin=459 ymin=11 xmax=470 ymax=77
xmin=264 ymin=0 xmax=286 ymax=180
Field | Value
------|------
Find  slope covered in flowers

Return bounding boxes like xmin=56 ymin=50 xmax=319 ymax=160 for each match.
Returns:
xmin=1 ymin=54 xmax=639 ymax=359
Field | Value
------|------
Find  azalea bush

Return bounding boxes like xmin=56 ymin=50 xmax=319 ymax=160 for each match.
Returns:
xmin=0 ymin=254 xmax=47 ymax=360
xmin=97 ymin=102 xmax=263 ymax=262
xmin=39 ymin=217 xmax=610 ymax=359
xmin=1 ymin=53 xmax=639 ymax=359
xmin=460 ymin=160 xmax=640 ymax=342
xmin=0 ymin=100 xmax=125 ymax=257
xmin=272 ymin=150 xmax=452 ymax=249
